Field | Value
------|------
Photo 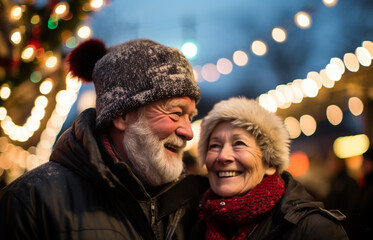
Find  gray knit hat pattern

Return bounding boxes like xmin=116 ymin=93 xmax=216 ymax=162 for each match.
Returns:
xmin=67 ymin=38 xmax=200 ymax=130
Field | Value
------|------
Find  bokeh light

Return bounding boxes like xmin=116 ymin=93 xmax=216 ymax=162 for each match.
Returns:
xmin=251 ymin=40 xmax=267 ymax=56
xmin=334 ymin=134 xmax=370 ymax=159
xmin=295 ymin=11 xmax=311 ymax=29
xmin=299 ymin=114 xmax=317 ymax=136
xmin=326 ymin=105 xmax=343 ymax=126
xmin=181 ymin=42 xmax=198 ymax=59
xmin=216 ymin=58 xmax=233 ymax=75
xmin=287 ymin=151 xmax=310 ymax=177
xmin=348 ymin=97 xmax=364 ymax=116
xmin=271 ymin=27 xmax=287 ymax=43
xmin=233 ymin=50 xmax=249 ymax=66
xmin=284 ymin=116 xmax=301 ymax=139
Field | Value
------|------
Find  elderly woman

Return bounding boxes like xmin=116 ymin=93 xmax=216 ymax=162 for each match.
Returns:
xmin=196 ymin=97 xmax=349 ymax=240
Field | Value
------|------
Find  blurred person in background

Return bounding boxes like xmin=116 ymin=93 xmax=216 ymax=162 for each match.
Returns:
xmin=351 ymin=147 xmax=373 ymax=239
xmin=0 ymin=38 xmax=208 ymax=240
xmin=323 ymin=150 xmax=359 ymax=238
xmin=195 ymin=97 xmax=349 ymax=240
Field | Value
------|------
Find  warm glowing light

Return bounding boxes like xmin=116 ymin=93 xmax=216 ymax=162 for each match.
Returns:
xmin=233 ymin=50 xmax=249 ymax=66
xmin=333 ymin=134 xmax=370 ymax=159
xmin=299 ymin=114 xmax=316 ymax=136
xmin=53 ymin=2 xmax=69 ymax=18
xmin=91 ymin=0 xmax=104 ymax=9
xmin=287 ymin=151 xmax=310 ymax=177
xmin=10 ymin=5 xmax=23 ymax=21
xmin=21 ymin=45 xmax=36 ymax=62
xmin=326 ymin=105 xmax=343 ymax=126
xmin=356 ymin=47 xmax=372 ymax=67
xmin=251 ymin=40 xmax=267 ymax=56
xmin=216 ymin=58 xmax=233 ymax=75
xmin=39 ymin=78 xmax=53 ymax=95
xmin=343 ymin=53 xmax=359 ymax=72
xmin=258 ymin=94 xmax=277 ymax=112
xmin=193 ymin=66 xmax=202 ymax=82
xmin=31 ymin=15 xmax=40 ymax=24
xmin=325 ymin=63 xmax=342 ymax=81
xmin=295 ymin=11 xmax=311 ymax=29
xmin=31 ymin=106 xmax=46 ymax=121
xmin=284 ymin=116 xmax=301 ymax=139
xmin=306 ymin=71 xmax=322 ymax=89
xmin=301 ymin=78 xmax=318 ymax=97
xmin=77 ymin=89 xmax=96 ymax=113
xmin=289 ymin=83 xmax=303 ymax=103
xmin=181 ymin=42 xmax=198 ymax=59
xmin=276 ymin=85 xmax=294 ymax=106
xmin=0 ymin=84 xmax=11 ymax=100
xmin=348 ymin=97 xmax=364 ymax=116
xmin=0 ymin=107 xmax=7 ymax=120
xmin=35 ymin=96 xmax=49 ymax=108
xmin=322 ymin=0 xmax=338 ymax=7
xmin=269 ymin=90 xmax=285 ymax=109
xmin=185 ymin=119 xmax=202 ymax=153
xmin=319 ymin=69 xmax=335 ymax=88
xmin=362 ymin=41 xmax=373 ymax=59
xmin=77 ymin=26 xmax=92 ymax=39
xmin=330 ymin=57 xmax=345 ymax=75
xmin=10 ymin=30 xmax=22 ymax=44
xmin=45 ymin=56 xmax=58 ymax=68
xmin=201 ymin=64 xmax=220 ymax=82
xmin=272 ymin=27 xmax=287 ymax=43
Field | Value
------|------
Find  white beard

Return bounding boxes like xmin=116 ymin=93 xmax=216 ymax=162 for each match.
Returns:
xmin=123 ymin=111 xmax=185 ymax=186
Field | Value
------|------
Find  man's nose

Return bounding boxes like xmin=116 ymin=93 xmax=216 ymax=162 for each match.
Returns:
xmin=175 ymin=116 xmax=194 ymax=141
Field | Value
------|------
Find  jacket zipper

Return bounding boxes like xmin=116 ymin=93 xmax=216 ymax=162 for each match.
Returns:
xmin=150 ymin=199 xmax=156 ymax=225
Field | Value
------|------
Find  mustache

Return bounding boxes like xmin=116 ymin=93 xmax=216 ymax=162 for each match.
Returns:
xmin=163 ymin=135 xmax=187 ymax=149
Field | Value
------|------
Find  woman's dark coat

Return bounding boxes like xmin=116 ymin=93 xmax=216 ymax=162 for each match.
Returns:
xmin=0 ymin=108 xmax=209 ymax=240
xmin=193 ymin=171 xmax=349 ymax=240
xmin=247 ymin=171 xmax=349 ymax=240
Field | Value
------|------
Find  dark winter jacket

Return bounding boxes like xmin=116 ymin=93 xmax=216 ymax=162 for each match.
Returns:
xmin=192 ymin=171 xmax=349 ymax=240
xmin=0 ymin=108 xmax=209 ymax=240
xmin=247 ymin=172 xmax=349 ymax=240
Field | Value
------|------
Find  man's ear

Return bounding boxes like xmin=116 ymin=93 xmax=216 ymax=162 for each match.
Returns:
xmin=112 ymin=110 xmax=139 ymax=131
xmin=112 ymin=116 xmax=127 ymax=131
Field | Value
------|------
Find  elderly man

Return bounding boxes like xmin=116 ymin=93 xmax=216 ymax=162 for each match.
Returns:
xmin=0 ymin=39 xmax=208 ymax=240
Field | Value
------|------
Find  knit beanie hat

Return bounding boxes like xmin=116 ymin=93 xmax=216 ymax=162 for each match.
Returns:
xmin=66 ymin=38 xmax=201 ymax=130
xmin=198 ymin=97 xmax=290 ymax=173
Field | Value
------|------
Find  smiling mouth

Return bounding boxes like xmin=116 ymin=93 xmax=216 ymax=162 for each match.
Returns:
xmin=164 ymin=143 xmax=179 ymax=153
xmin=218 ymin=171 xmax=242 ymax=178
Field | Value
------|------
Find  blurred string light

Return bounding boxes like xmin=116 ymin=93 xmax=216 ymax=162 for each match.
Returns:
xmin=348 ymin=97 xmax=364 ymax=116
xmin=326 ymin=105 xmax=343 ymax=126
xmin=258 ymin=41 xmax=372 ymax=114
xmin=181 ymin=42 xmax=198 ymax=59
xmin=251 ymin=40 xmax=267 ymax=56
xmin=294 ymin=11 xmax=312 ymax=29
xmin=323 ymin=0 xmax=338 ymax=7
xmin=299 ymin=114 xmax=317 ymax=136
xmin=272 ymin=27 xmax=287 ymax=43
xmin=0 ymin=1 xmax=109 ymax=182
xmin=333 ymin=134 xmax=370 ymax=159
xmin=287 ymin=151 xmax=310 ymax=177
xmin=284 ymin=116 xmax=301 ymax=139
xmin=193 ymin=2 xmax=338 ymax=84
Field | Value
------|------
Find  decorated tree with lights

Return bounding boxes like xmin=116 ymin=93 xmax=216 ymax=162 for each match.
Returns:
xmin=0 ymin=0 xmax=107 ymax=185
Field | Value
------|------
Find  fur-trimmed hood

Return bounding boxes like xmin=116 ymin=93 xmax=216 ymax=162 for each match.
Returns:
xmin=198 ymin=97 xmax=290 ymax=173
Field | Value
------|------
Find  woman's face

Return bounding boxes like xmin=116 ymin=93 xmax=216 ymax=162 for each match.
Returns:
xmin=205 ymin=121 xmax=276 ymax=198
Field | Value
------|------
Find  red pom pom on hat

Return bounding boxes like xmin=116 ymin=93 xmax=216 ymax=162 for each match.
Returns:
xmin=66 ymin=39 xmax=107 ymax=83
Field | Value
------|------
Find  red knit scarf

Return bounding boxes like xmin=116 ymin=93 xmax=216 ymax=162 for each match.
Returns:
xmin=198 ymin=173 xmax=285 ymax=240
